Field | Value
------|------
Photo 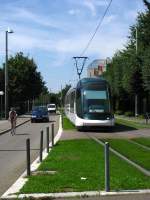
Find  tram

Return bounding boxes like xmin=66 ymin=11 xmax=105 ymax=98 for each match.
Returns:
xmin=64 ymin=77 xmax=115 ymax=130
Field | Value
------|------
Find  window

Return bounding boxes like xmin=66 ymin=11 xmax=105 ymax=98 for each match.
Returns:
xmin=83 ymin=90 xmax=110 ymax=113
xmin=70 ymin=91 xmax=75 ymax=113
xmin=83 ymin=90 xmax=107 ymax=99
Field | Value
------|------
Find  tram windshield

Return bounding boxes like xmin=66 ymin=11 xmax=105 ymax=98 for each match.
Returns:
xmin=83 ymin=89 xmax=110 ymax=113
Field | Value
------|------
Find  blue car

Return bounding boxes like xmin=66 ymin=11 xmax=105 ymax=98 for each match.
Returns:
xmin=31 ymin=106 xmax=49 ymax=123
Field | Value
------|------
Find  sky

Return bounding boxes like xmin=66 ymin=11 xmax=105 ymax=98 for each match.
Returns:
xmin=0 ymin=0 xmax=147 ymax=92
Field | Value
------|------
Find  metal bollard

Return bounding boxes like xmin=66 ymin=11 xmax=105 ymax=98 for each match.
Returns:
xmin=46 ymin=127 xmax=49 ymax=153
xmin=26 ymin=138 xmax=31 ymax=176
xmin=51 ymin=123 xmax=54 ymax=147
xmin=105 ymin=142 xmax=110 ymax=192
xmin=40 ymin=130 xmax=43 ymax=162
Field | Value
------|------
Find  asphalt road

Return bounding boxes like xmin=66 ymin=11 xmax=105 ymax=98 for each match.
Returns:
xmin=0 ymin=114 xmax=60 ymax=196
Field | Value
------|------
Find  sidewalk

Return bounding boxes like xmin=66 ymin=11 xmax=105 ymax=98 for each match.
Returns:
xmin=0 ymin=116 xmax=31 ymax=135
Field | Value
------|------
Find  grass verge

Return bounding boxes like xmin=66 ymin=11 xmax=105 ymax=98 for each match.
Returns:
xmin=101 ymin=139 xmax=150 ymax=170
xmin=20 ymin=139 xmax=150 ymax=193
xmin=116 ymin=118 xmax=150 ymax=129
xmin=63 ymin=116 xmax=76 ymax=130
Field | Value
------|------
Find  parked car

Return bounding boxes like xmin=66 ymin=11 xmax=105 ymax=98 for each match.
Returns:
xmin=47 ymin=104 xmax=56 ymax=113
xmin=31 ymin=106 xmax=49 ymax=122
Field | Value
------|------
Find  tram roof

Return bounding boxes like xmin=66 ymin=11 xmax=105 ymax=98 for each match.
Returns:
xmin=78 ymin=77 xmax=107 ymax=84
xmin=66 ymin=77 xmax=108 ymax=95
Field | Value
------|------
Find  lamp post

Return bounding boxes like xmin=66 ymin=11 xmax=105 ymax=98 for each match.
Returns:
xmin=5 ymin=28 xmax=13 ymax=119
xmin=0 ymin=91 xmax=4 ymax=119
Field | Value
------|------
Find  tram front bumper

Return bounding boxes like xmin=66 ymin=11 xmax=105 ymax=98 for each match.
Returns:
xmin=76 ymin=117 xmax=115 ymax=127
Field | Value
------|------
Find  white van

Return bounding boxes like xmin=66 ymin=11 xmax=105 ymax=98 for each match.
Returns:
xmin=47 ymin=104 xmax=56 ymax=113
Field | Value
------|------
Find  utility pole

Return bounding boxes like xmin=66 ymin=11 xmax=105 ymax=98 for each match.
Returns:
xmin=135 ymin=27 xmax=138 ymax=117
xmin=73 ymin=56 xmax=88 ymax=79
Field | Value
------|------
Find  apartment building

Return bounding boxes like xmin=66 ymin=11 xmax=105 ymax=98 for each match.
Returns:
xmin=87 ymin=58 xmax=110 ymax=77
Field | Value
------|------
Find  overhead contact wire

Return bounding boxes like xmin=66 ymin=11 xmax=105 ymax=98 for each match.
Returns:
xmin=80 ymin=0 xmax=113 ymax=56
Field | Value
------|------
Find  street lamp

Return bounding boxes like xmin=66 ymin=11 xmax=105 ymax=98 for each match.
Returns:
xmin=5 ymin=28 xmax=14 ymax=119
xmin=0 ymin=91 xmax=4 ymax=119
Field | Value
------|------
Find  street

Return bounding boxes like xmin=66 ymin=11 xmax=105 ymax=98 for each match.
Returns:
xmin=55 ymin=193 xmax=150 ymax=200
xmin=0 ymin=114 xmax=59 ymax=196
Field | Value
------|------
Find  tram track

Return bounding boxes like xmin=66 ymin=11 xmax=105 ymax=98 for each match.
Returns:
xmin=84 ymin=132 xmax=150 ymax=177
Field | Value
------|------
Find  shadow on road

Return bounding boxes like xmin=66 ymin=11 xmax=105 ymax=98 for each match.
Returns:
xmin=15 ymin=133 xmax=30 ymax=136
xmin=78 ymin=123 xmax=137 ymax=133
xmin=49 ymin=120 xmax=56 ymax=123
xmin=114 ymin=123 xmax=137 ymax=132
xmin=0 ymin=148 xmax=39 ymax=151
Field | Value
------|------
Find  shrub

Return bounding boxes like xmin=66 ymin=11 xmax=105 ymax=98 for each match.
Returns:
xmin=115 ymin=110 xmax=124 ymax=115
xmin=124 ymin=111 xmax=134 ymax=117
xmin=137 ymin=115 xmax=145 ymax=119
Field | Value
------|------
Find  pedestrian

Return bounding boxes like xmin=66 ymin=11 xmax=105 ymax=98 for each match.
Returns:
xmin=9 ymin=107 xmax=17 ymax=135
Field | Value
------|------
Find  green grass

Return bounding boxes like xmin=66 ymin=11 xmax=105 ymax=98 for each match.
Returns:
xmin=116 ymin=118 xmax=150 ymax=129
xmin=131 ymin=137 xmax=150 ymax=148
xmin=101 ymin=139 xmax=150 ymax=170
xmin=63 ymin=116 xmax=76 ymax=130
xmin=20 ymin=139 xmax=150 ymax=193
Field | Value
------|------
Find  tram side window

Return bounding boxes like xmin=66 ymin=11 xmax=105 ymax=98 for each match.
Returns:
xmin=65 ymin=96 xmax=70 ymax=112
xmin=76 ymin=89 xmax=82 ymax=117
xmin=70 ymin=91 xmax=75 ymax=113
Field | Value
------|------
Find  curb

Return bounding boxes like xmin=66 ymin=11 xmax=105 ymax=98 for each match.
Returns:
xmin=1 ymin=189 xmax=150 ymax=199
xmin=0 ymin=118 xmax=31 ymax=136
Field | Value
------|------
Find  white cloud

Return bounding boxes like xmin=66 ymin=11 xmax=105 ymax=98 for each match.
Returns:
xmin=0 ymin=6 xmax=64 ymax=30
xmin=95 ymin=0 xmax=109 ymax=6
xmin=68 ymin=0 xmax=108 ymax=16
xmin=124 ymin=10 xmax=138 ymax=21
xmin=83 ymin=0 xmax=109 ymax=16
xmin=102 ymin=14 xmax=117 ymax=25
xmin=83 ymin=0 xmax=97 ymax=16
xmin=68 ymin=9 xmax=80 ymax=15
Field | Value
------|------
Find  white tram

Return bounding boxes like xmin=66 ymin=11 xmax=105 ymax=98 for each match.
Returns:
xmin=65 ymin=77 xmax=115 ymax=130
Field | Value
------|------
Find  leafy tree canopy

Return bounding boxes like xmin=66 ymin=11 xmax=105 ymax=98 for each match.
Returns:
xmin=7 ymin=52 xmax=48 ymax=105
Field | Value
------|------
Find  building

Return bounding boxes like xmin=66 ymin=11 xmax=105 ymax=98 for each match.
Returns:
xmin=87 ymin=58 xmax=111 ymax=77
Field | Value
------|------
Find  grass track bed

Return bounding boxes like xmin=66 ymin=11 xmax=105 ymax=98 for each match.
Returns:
xmin=116 ymin=118 xmax=150 ymax=129
xmin=131 ymin=138 xmax=150 ymax=148
xmin=20 ymin=139 xmax=150 ymax=193
xmin=102 ymin=139 xmax=150 ymax=170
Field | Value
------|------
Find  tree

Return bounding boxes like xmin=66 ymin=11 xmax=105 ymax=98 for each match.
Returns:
xmin=104 ymin=0 xmax=150 ymax=114
xmin=58 ymin=84 xmax=71 ymax=106
xmin=0 ymin=68 xmax=4 ymax=91
xmin=142 ymin=47 xmax=150 ymax=93
xmin=6 ymin=52 xmax=47 ymax=110
xmin=143 ymin=0 xmax=150 ymax=10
